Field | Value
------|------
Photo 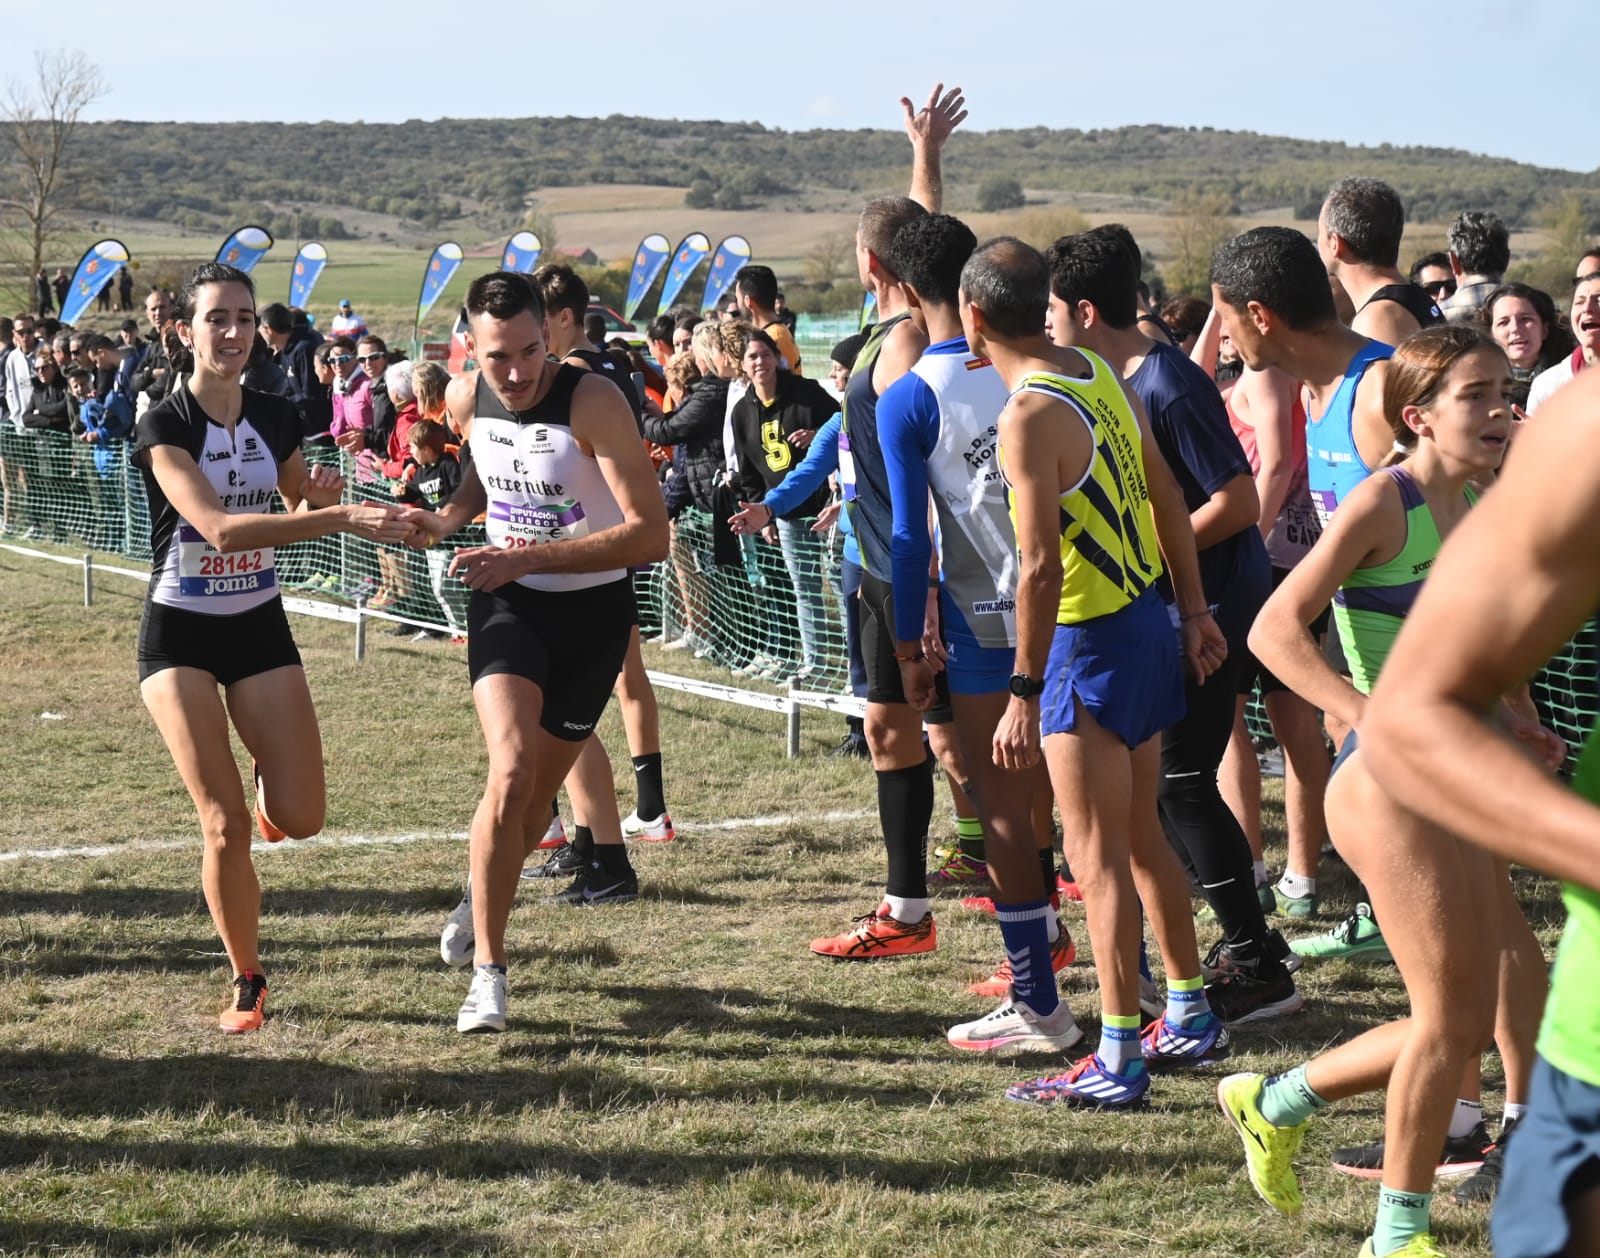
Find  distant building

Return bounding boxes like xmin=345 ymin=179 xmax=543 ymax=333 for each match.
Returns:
xmin=558 ymin=246 xmax=599 ymax=266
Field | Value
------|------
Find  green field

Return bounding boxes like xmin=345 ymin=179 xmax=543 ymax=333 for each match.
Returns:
xmin=0 ymin=544 xmax=1550 ymax=1256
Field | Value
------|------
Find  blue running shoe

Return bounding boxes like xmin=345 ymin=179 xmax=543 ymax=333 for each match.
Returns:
xmin=1004 ymin=1053 xmax=1151 ymax=1108
xmin=1140 ymin=1014 xmax=1232 ymax=1068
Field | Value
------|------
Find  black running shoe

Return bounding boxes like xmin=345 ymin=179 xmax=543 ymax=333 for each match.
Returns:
xmin=1203 ymin=929 xmax=1302 ymax=981
xmin=828 ymin=732 xmax=870 ymax=759
xmin=1452 ymin=1117 xmax=1516 ymax=1203
xmin=522 ymin=841 xmax=586 ymax=880
xmin=548 ymin=859 xmax=639 ymax=907
xmin=1203 ymin=956 xmax=1306 ymax=1025
xmin=1332 ymin=1120 xmax=1491 ymax=1179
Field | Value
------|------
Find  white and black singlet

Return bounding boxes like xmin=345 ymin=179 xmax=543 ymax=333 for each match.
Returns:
xmin=463 ymin=365 xmax=636 ymax=739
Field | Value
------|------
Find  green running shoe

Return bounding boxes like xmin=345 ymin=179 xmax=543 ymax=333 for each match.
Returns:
xmin=1289 ymin=902 xmax=1390 ymax=961
xmin=1217 ymin=1072 xmax=1306 ymax=1216
xmin=1273 ymin=885 xmax=1320 ymax=919
xmin=1356 ymin=1235 xmax=1449 ymax=1258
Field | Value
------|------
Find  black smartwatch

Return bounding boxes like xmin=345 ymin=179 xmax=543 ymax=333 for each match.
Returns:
xmin=1009 ymin=672 xmax=1044 ymax=699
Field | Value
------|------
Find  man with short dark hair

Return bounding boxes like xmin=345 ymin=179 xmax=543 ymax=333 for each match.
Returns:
xmin=645 ymin=314 xmax=675 ymax=369
xmin=5 ymin=314 xmax=39 ymax=424
xmin=130 ymin=289 xmax=176 ymax=410
xmin=532 ymin=263 xmax=642 ymax=422
xmin=1409 ymin=252 xmax=1455 ymax=306
xmin=258 ymin=301 xmax=325 ymax=436
xmin=773 ymin=290 xmax=798 ymax=333
xmin=1440 ymin=211 xmax=1510 ymax=324
xmin=1318 ymin=177 xmax=1443 ymax=345
xmin=733 ymin=264 xmax=803 ymax=374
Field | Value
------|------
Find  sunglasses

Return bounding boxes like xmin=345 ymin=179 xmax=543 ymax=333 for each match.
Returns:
xmin=356 ymin=353 xmax=385 ymax=363
xmin=329 ymin=354 xmax=354 ymax=364
xmin=1426 ymin=280 xmax=1457 ymax=297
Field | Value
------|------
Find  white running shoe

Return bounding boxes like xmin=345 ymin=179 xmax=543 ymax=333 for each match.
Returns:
xmin=456 ymin=965 xmax=507 ymax=1033
xmin=440 ymin=881 xmax=474 ymax=968
xmin=538 ymin=813 xmax=567 ymax=850
xmin=660 ymin=635 xmax=692 ymax=652
xmin=947 ymin=995 xmax=1084 ymax=1054
xmin=621 ymin=811 xmax=676 ymax=843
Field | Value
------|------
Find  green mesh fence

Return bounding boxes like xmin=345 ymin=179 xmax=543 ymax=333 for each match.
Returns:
xmin=4 ymin=423 xmax=1595 ymax=748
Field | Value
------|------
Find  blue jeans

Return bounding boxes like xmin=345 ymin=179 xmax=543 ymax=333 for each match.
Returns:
xmin=776 ymin=516 xmax=828 ymax=669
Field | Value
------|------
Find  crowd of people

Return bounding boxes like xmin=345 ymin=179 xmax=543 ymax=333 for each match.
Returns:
xmin=5 ymin=84 xmax=1600 ymax=1258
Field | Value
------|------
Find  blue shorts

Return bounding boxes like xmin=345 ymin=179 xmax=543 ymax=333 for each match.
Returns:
xmin=1041 ymin=588 xmax=1186 ymax=749
xmin=1493 ymin=1054 xmax=1600 ymax=1258
xmin=943 ymin=637 xmax=1014 ymax=696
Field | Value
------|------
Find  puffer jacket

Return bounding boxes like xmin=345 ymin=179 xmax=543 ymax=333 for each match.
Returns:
xmin=641 ymin=374 xmax=728 ymax=514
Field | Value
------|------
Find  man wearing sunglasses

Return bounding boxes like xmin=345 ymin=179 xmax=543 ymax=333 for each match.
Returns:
xmin=336 ymin=336 xmax=397 ymax=458
xmin=1409 ymin=252 xmax=1455 ymax=306
xmin=328 ymin=337 xmax=374 ymax=452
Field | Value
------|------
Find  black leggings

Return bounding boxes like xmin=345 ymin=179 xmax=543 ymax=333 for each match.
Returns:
xmin=1158 ymin=573 xmax=1273 ymax=958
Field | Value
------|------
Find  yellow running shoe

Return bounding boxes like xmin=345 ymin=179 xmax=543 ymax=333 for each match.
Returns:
xmin=1217 ymin=1072 xmax=1306 ymax=1215
xmin=1356 ymin=1236 xmax=1448 ymax=1257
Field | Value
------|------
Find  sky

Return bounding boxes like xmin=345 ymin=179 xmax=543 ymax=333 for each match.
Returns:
xmin=11 ymin=0 xmax=1597 ymax=174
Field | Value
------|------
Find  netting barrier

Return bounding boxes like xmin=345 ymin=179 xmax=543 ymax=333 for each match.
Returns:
xmin=3 ymin=424 xmax=1593 ymax=759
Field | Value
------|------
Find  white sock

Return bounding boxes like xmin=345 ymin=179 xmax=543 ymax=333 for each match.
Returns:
xmin=884 ymin=894 xmax=930 ymax=924
xmin=1502 ymin=1102 xmax=1528 ymax=1126
xmin=1278 ymin=871 xmax=1317 ymax=899
xmin=1046 ymin=913 xmax=1061 ymax=944
xmin=1253 ymin=859 xmax=1268 ymax=885
xmin=1449 ymin=1098 xmax=1485 ymax=1139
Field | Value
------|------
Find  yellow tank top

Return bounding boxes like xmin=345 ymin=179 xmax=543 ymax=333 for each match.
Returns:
xmin=1009 ymin=355 xmax=1164 ymax=624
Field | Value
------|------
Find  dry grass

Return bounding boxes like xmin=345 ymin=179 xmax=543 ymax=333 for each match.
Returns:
xmin=0 ymin=546 xmax=1550 ymax=1257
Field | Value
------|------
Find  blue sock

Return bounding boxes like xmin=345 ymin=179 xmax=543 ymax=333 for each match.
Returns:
xmin=995 ymin=898 xmax=1057 ymax=1014
xmin=1258 ymin=1063 xmax=1329 ymax=1128
xmin=1097 ymin=1012 xmax=1144 ymax=1077
xmin=1165 ymin=974 xmax=1215 ymax=1029
xmin=1371 ymin=1185 xmax=1431 ymax=1255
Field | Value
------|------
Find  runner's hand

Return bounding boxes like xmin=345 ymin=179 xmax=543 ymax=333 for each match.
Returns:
xmin=901 ymin=83 xmax=967 ymax=151
xmin=729 ymin=501 xmax=770 ymax=536
xmin=301 ymin=462 xmax=346 ymax=509
xmin=449 ymin=543 xmax=529 ymax=592
xmin=898 ymin=657 xmax=937 ymax=711
xmin=922 ymin=589 xmax=947 ymax=670
xmin=1180 ymin=611 xmax=1228 ymax=683
xmin=811 ymin=501 xmax=842 ymax=533
xmin=1501 ymin=702 xmax=1568 ymax=772
xmin=345 ymin=502 xmax=412 ymax=543
xmin=993 ymin=696 xmax=1041 ymax=771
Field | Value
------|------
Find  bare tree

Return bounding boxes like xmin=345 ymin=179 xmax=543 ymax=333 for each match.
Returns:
xmin=0 ymin=50 xmax=106 ymax=306
xmin=803 ymin=233 xmax=853 ymax=290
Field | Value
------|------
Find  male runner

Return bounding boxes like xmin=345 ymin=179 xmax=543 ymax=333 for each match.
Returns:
xmin=807 ymin=83 xmax=971 ymax=961
xmin=1318 ymin=177 xmax=1444 ymax=344
xmin=1362 ymin=368 xmax=1600 ymax=1258
xmin=871 ymin=212 xmax=1075 ymax=1043
xmin=963 ymin=237 xmax=1231 ymax=1107
xmin=412 ymin=271 xmax=667 ymax=1033
xmin=1045 ymin=225 xmax=1301 ymax=1023
xmin=1210 ymin=226 xmax=1392 ymax=964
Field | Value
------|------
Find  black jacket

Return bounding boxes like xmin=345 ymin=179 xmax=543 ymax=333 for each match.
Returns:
xmin=641 ymin=375 xmax=729 ymax=514
xmin=728 ymin=374 xmax=838 ymax=517
xmin=21 ymin=378 xmax=69 ymax=432
xmin=276 ymin=325 xmax=324 ymax=412
xmin=129 ymin=331 xmax=174 ymax=404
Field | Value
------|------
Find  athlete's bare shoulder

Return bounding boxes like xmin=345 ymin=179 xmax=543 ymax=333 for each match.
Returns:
xmin=445 ymin=370 xmax=477 ymax=438
xmin=873 ymin=316 xmax=929 ymax=394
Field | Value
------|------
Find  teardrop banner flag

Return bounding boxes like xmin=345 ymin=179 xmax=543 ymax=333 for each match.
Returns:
xmin=289 ymin=242 xmax=328 ymax=308
xmin=416 ymin=242 xmax=464 ymax=329
xmin=623 ymin=233 xmax=671 ymax=320
xmin=215 ymin=225 xmax=274 ymax=274
xmin=657 ymin=233 xmax=712 ymax=312
xmin=59 ymin=239 xmax=130 ymax=325
xmin=502 ymin=231 xmax=542 ymax=274
xmin=700 ymin=235 xmax=752 ymax=314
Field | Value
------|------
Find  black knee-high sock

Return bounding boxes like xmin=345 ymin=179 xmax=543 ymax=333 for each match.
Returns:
xmin=632 ymin=753 xmax=666 ymax=820
xmin=879 ymin=761 xmax=934 ymax=897
xmin=1037 ymin=846 xmax=1057 ymax=899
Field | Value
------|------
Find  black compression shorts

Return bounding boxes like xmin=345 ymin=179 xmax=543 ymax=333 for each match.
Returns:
xmin=1236 ymin=566 xmax=1333 ymax=698
xmin=137 ymin=595 xmax=302 ymax=686
xmin=466 ymin=577 xmax=636 ymax=741
xmin=857 ymin=570 xmax=953 ymax=723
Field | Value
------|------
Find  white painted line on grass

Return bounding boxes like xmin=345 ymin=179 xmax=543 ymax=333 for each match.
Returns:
xmin=0 ymin=808 xmax=876 ymax=864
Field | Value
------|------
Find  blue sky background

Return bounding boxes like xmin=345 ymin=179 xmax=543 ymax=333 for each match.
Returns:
xmin=13 ymin=0 xmax=1595 ymax=173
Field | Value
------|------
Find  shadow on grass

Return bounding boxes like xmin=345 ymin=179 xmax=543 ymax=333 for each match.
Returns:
xmin=0 ymin=1215 xmax=501 ymax=1257
xmin=1 ymin=886 xmax=464 ymax=919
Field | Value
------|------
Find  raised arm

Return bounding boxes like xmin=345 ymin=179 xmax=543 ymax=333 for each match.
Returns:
xmin=901 ymin=83 xmax=967 ymax=213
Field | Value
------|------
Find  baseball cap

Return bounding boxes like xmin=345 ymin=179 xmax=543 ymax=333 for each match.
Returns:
xmin=339 ymin=299 xmax=352 ymax=310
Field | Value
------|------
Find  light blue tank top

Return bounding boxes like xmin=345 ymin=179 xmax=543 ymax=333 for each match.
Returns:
xmin=1306 ymin=339 xmax=1392 ymax=527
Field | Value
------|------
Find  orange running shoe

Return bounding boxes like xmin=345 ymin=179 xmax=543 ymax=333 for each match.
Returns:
xmin=967 ymin=922 xmax=1076 ymax=996
xmin=220 ymin=971 xmax=267 ymax=1033
xmin=252 ymin=761 xmax=287 ymax=843
xmin=961 ymin=890 xmax=1062 ymax=916
xmin=810 ymin=903 xmax=937 ymax=960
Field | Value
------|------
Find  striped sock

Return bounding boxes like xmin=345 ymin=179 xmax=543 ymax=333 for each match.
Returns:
xmin=1165 ymin=974 xmax=1215 ymax=1029
xmin=955 ymin=813 xmax=985 ymax=860
xmin=1097 ymin=1012 xmax=1143 ymax=1077
xmin=995 ymin=898 xmax=1057 ymax=1014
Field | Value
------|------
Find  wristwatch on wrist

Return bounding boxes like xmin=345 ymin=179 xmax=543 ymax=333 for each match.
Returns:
xmin=1009 ymin=672 xmax=1044 ymax=699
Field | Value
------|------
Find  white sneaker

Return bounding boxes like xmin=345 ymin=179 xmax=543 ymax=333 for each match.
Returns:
xmin=456 ymin=965 xmax=507 ymax=1033
xmin=660 ymin=635 xmax=692 ymax=652
xmin=1139 ymin=974 xmax=1164 ymax=1020
xmin=947 ymin=995 xmax=1084 ymax=1054
xmin=538 ymin=812 xmax=567 ymax=850
xmin=621 ymin=811 xmax=676 ymax=843
xmin=440 ymin=881 xmax=474 ymax=968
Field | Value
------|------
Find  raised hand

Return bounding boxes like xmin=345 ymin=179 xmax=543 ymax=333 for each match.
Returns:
xmin=300 ymin=462 xmax=346 ymax=509
xmin=900 ymin=83 xmax=967 ymax=152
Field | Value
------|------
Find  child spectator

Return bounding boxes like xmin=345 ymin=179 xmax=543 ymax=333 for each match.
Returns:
xmin=397 ymin=417 xmax=463 ymax=639
xmin=68 ymin=365 xmax=133 ymax=549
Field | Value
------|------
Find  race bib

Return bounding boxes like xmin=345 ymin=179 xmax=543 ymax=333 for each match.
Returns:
xmin=176 ymin=525 xmax=276 ymax=597
xmin=488 ymin=498 xmax=592 ymax=546
xmin=838 ymin=431 xmax=858 ymax=503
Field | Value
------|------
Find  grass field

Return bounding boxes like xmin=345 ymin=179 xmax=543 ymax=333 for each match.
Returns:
xmin=0 ymin=544 xmax=1555 ymax=1257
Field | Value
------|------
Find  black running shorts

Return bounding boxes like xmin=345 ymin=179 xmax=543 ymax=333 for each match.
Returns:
xmin=466 ymin=577 xmax=637 ymax=741
xmin=1236 ymin=566 xmax=1333 ymax=697
xmin=137 ymin=595 xmax=302 ymax=686
xmin=857 ymin=570 xmax=953 ymax=723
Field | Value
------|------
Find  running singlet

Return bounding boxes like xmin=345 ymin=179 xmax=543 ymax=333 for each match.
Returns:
xmin=1359 ymin=283 xmax=1445 ymax=330
xmin=467 ymin=365 xmax=626 ymax=592
xmin=1009 ymin=353 xmax=1164 ymax=625
xmin=134 ymin=386 xmax=302 ymax=614
xmin=566 ymin=347 xmax=642 ymax=424
xmin=1307 ymin=339 xmax=1392 ymax=527
xmin=879 ymin=336 xmax=1015 ymax=649
xmin=840 ymin=314 xmax=910 ymax=578
xmin=1331 ymin=465 xmax=1476 ymax=694
xmin=1543 ymin=728 xmax=1600 ymax=1089
xmin=1228 ymin=388 xmax=1320 ymax=568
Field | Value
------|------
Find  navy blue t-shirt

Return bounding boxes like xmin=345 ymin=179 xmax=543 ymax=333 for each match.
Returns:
xmin=1128 ymin=340 xmax=1268 ymax=607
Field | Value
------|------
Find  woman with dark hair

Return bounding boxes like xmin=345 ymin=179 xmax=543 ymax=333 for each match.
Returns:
xmin=1480 ymin=283 xmax=1576 ymax=408
xmin=1160 ymin=296 xmax=1212 ymax=356
xmin=133 ymin=262 xmax=416 ymax=1033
